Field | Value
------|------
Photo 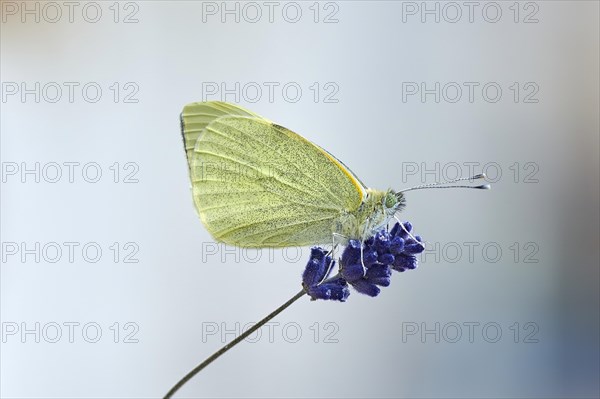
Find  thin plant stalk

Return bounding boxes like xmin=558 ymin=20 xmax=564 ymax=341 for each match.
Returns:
xmin=163 ymin=289 xmax=306 ymax=399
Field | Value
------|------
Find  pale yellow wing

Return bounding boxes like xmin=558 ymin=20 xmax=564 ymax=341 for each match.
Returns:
xmin=180 ymin=103 xmax=366 ymax=247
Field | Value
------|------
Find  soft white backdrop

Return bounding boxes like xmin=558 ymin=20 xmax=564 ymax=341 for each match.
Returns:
xmin=1 ymin=1 xmax=599 ymax=398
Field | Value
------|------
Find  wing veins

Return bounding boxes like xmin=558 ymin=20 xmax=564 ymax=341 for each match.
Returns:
xmin=201 ymin=124 xmax=324 ymax=199
xmin=193 ymin=149 xmax=333 ymax=205
xmin=217 ymin=118 xmax=346 ymax=208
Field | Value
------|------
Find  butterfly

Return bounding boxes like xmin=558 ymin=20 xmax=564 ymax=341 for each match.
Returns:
xmin=180 ymin=101 xmax=488 ymax=248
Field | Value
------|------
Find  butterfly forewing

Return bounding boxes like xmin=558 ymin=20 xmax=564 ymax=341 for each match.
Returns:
xmin=181 ymin=104 xmax=365 ymax=248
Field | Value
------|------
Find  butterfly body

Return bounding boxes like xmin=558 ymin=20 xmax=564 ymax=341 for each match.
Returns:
xmin=181 ymin=101 xmax=404 ymax=247
xmin=334 ymin=188 xmax=405 ymax=242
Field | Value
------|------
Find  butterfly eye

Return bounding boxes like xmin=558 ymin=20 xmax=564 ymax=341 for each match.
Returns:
xmin=383 ymin=192 xmax=397 ymax=209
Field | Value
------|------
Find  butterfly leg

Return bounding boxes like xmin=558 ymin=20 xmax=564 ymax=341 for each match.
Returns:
xmin=360 ymin=244 xmax=366 ymax=273
xmin=331 ymin=232 xmax=349 ymax=248
xmin=315 ymin=233 xmax=343 ymax=285
xmin=393 ymin=214 xmax=426 ymax=249
xmin=358 ymin=219 xmax=375 ymax=273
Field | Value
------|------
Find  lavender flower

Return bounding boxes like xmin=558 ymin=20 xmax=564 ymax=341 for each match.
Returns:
xmin=302 ymin=247 xmax=350 ymax=302
xmin=302 ymin=222 xmax=425 ymax=301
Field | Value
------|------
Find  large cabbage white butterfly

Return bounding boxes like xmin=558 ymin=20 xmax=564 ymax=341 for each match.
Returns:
xmin=180 ymin=101 xmax=488 ymax=247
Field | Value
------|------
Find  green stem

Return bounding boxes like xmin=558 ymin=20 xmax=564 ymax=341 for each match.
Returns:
xmin=163 ymin=289 xmax=307 ymax=399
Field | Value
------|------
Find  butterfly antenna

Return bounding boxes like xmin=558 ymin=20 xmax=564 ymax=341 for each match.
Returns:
xmin=398 ymin=173 xmax=491 ymax=193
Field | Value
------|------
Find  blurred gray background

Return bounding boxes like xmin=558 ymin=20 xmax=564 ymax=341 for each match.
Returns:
xmin=1 ymin=1 xmax=598 ymax=398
